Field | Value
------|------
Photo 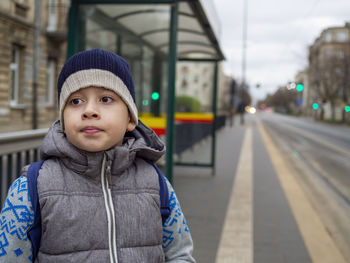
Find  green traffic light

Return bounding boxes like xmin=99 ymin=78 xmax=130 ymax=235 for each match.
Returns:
xmin=296 ymin=84 xmax=304 ymax=92
xmin=312 ymin=103 xmax=319 ymax=110
xmin=345 ymin=105 xmax=350 ymax=113
xmin=142 ymin=99 xmax=149 ymax=106
xmin=151 ymin=92 xmax=160 ymax=100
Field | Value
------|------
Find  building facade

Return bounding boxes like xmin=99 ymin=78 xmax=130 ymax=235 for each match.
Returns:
xmin=308 ymin=22 xmax=350 ymax=121
xmin=0 ymin=0 xmax=68 ymax=133
xmin=0 ymin=0 xmax=229 ymax=133
xmin=175 ymin=61 xmax=230 ymax=114
xmin=176 ymin=61 xmax=214 ymax=112
xmin=217 ymin=65 xmax=232 ymax=115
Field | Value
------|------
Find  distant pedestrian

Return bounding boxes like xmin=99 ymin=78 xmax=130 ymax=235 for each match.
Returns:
xmin=237 ymin=101 xmax=246 ymax=125
xmin=0 ymin=49 xmax=195 ymax=262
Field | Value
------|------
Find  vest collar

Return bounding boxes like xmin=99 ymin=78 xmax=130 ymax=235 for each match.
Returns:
xmin=40 ymin=120 xmax=164 ymax=178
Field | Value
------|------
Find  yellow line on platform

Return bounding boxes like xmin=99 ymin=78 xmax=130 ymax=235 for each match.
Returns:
xmin=216 ymin=127 xmax=253 ymax=263
xmin=258 ymin=123 xmax=346 ymax=263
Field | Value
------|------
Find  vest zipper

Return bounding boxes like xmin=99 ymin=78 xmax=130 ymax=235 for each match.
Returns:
xmin=101 ymin=155 xmax=118 ymax=263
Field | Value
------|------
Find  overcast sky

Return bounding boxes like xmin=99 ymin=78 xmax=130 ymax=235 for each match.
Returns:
xmin=213 ymin=0 xmax=350 ymax=103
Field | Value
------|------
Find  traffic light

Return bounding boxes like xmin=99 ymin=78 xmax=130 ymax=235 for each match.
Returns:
xmin=296 ymin=83 xmax=304 ymax=92
xmin=345 ymin=105 xmax=350 ymax=113
xmin=312 ymin=103 xmax=319 ymax=110
xmin=151 ymin=92 xmax=160 ymax=100
xmin=142 ymin=99 xmax=149 ymax=106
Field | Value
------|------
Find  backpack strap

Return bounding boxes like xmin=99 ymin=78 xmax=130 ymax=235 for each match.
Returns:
xmin=145 ymin=160 xmax=171 ymax=224
xmin=27 ymin=160 xmax=45 ymax=262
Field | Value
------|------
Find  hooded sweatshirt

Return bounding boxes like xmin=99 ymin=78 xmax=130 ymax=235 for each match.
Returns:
xmin=0 ymin=121 xmax=195 ymax=263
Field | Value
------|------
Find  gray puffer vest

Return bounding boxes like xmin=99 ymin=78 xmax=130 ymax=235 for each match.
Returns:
xmin=35 ymin=120 xmax=166 ymax=263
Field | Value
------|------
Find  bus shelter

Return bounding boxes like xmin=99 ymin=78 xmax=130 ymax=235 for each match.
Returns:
xmin=67 ymin=0 xmax=224 ymax=182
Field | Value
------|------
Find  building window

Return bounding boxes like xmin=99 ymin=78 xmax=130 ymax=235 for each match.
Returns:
xmin=337 ymin=49 xmax=345 ymax=59
xmin=324 ymin=48 xmax=331 ymax=59
xmin=336 ymin=31 xmax=347 ymax=42
xmin=335 ymin=67 xmax=343 ymax=76
xmin=45 ymin=59 xmax=57 ymax=106
xmin=9 ymin=45 xmax=22 ymax=106
xmin=181 ymin=65 xmax=188 ymax=74
xmin=14 ymin=0 xmax=28 ymax=18
xmin=325 ymin=31 xmax=332 ymax=42
xmin=181 ymin=85 xmax=187 ymax=94
xmin=47 ymin=0 xmax=57 ymax=31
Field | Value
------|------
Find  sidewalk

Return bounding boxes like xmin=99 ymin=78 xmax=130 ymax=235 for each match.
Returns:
xmin=173 ymin=124 xmax=246 ymax=262
xmin=171 ymin=115 xmax=344 ymax=263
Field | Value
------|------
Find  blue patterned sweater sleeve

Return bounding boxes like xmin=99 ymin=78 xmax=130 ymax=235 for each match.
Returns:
xmin=0 ymin=176 xmax=34 ymax=262
xmin=162 ymin=179 xmax=196 ymax=262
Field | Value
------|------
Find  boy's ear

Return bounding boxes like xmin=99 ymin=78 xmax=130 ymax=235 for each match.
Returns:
xmin=127 ymin=119 xmax=137 ymax=131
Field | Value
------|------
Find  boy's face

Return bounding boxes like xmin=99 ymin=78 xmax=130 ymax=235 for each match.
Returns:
xmin=63 ymin=86 xmax=136 ymax=152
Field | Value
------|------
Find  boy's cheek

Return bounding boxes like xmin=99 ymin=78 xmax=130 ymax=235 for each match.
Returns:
xmin=62 ymin=108 xmax=75 ymax=131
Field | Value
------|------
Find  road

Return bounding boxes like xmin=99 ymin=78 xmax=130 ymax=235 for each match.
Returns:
xmin=173 ymin=112 xmax=350 ymax=263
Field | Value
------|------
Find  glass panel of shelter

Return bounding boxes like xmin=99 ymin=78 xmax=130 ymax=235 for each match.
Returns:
xmin=174 ymin=61 xmax=215 ymax=166
xmin=76 ymin=2 xmax=219 ymax=172
xmin=80 ymin=3 xmax=170 ymax=124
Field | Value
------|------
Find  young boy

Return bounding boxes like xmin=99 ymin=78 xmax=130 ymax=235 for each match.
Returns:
xmin=0 ymin=49 xmax=195 ymax=262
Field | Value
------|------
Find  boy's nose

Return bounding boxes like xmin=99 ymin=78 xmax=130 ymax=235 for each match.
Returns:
xmin=82 ymin=103 xmax=100 ymax=119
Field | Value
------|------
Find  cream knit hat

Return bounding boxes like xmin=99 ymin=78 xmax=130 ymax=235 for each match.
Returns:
xmin=57 ymin=49 xmax=138 ymax=127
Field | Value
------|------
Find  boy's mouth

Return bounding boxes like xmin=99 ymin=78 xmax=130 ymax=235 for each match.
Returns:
xmin=81 ymin=126 xmax=102 ymax=135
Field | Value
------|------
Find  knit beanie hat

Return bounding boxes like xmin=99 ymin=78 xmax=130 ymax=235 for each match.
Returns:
xmin=57 ymin=49 xmax=138 ymax=127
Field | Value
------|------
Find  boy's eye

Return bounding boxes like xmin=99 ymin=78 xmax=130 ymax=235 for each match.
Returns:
xmin=101 ymin=96 xmax=113 ymax=103
xmin=70 ymin=98 xmax=84 ymax=105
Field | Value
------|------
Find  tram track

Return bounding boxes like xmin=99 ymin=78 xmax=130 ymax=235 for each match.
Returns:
xmin=261 ymin=117 xmax=350 ymax=207
xmin=260 ymin=115 xmax=350 ymax=262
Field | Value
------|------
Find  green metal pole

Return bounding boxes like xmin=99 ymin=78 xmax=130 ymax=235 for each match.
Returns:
xmin=211 ymin=61 xmax=218 ymax=175
xmin=165 ymin=2 xmax=178 ymax=184
xmin=78 ymin=13 xmax=86 ymax=52
xmin=67 ymin=2 xmax=79 ymax=59
xmin=151 ymin=52 xmax=162 ymax=117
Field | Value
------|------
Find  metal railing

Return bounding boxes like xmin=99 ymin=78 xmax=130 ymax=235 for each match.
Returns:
xmin=0 ymin=116 xmax=226 ymax=205
xmin=174 ymin=115 xmax=226 ymax=155
xmin=0 ymin=128 xmax=48 ymax=206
